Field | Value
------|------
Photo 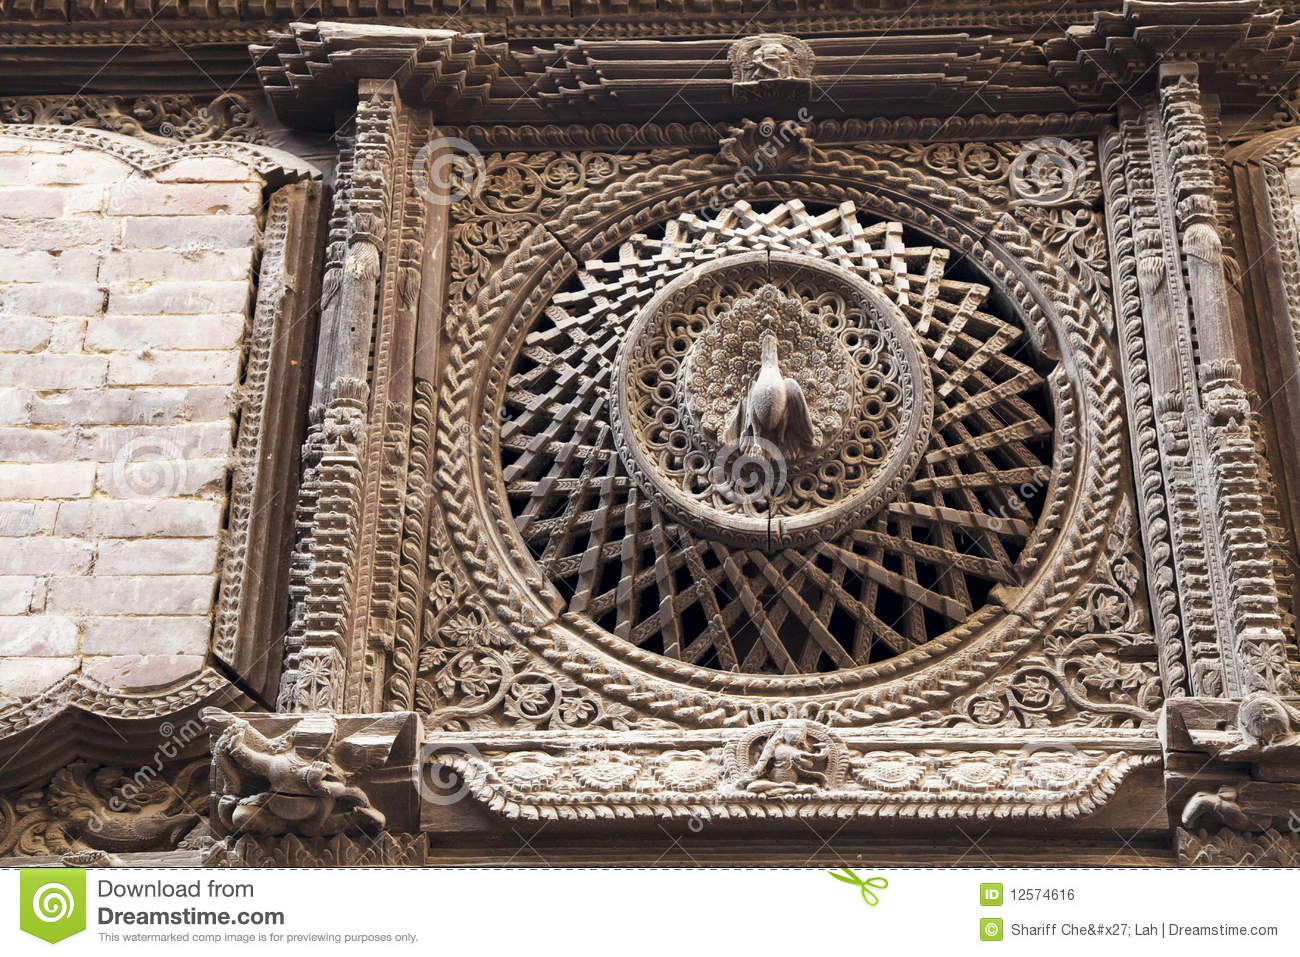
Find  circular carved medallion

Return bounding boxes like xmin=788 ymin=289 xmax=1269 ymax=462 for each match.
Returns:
xmin=495 ymin=200 xmax=1064 ymax=678
xmin=611 ymin=251 xmax=932 ymax=549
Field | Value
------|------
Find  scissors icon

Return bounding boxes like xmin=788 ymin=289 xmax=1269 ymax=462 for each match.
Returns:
xmin=828 ymin=867 xmax=888 ymax=906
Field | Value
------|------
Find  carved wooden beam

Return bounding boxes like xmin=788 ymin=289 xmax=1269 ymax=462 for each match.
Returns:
xmin=420 ymin=723 xmax=1164 ymax=833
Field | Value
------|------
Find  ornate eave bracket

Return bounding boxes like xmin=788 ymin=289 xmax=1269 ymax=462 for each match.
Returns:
xmin=423 ymin=723 xmax=1162 ymax=831
xmin=252 ymin=23 xmax=511 ymax=131
xmin=252 ymin=10 xmax=1300 ymax=132
xmin=1044 ymin=0 xmax=1300 ymax=106
xmin=1162 ymin=695 xmax=1300 ymax=864
xmin=201 ymin=709 xmax=428 ymax=866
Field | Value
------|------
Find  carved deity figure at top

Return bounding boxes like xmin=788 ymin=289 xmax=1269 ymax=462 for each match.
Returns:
xmin=746 ymin=41 xmax=797 ymax=80
xmin=723 ymin=327 xmax=820 ymax=462
xmin=728 ymin=35 xmax=813 ymax=100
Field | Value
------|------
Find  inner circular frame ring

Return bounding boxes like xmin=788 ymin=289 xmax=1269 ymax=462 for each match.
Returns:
xmin=610 ymin=250 xmax=935 ymax=549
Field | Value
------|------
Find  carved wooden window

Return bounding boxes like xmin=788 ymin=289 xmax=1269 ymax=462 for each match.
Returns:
xmin=405 ymin=129 xmax=1165 ymax=823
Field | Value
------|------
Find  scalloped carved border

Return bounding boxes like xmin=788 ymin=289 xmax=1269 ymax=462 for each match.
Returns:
xmin=0 ymin=123 xmax=318 ymax=185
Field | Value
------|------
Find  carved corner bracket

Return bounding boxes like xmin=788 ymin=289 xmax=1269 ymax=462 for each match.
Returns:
xmin=1162 ymin=695 xmax=1300 ymax=864
xmin=201 ymin=710 xmax=426 ymax=866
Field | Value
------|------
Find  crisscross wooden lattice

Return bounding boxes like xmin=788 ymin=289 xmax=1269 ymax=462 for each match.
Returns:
xmin=500 ymin=201 xmax=1055 ymax=674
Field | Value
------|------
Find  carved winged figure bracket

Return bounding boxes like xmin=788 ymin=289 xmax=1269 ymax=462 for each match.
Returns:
xmin=202 ymin=710 xmax=423 ymax=848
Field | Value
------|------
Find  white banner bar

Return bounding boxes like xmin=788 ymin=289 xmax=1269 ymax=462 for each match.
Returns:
xmin=5 ymin=866 xmax=1299 ymax=955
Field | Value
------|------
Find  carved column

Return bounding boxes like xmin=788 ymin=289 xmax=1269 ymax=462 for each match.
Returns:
xmin=1109 ymin=107 xmax=1215 ymax=697
xmin=1158 ymin=64 xmax=1292 ymax=699
xmin=279 ymin=82 xmax=399 ymax=712
xmin=385 ymin=136 xmax=450 ymax=711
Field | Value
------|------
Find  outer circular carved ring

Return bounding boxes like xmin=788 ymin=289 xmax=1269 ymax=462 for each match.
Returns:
xmin=437 ymin=156 xmax=1123 ymax=723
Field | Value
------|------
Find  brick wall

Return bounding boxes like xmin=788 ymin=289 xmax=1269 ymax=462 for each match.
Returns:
xmin=0 ymin=132 xmax=266 ymax=707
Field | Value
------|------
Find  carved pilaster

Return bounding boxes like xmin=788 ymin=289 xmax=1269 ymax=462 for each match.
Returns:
xmin=213 ymin=180 xmax=325 ymax=703
xmin=352 ymin=103 xmax=429 ymax=714
xmin=280 ymin=140 xmax=356 ymax=711
xmin=280 ymin=84 xmax=400 ymax=712
xmin=340 ymin=82 xmax=400 ymax=711
xmin=387 ymin=126 xmax=452 ymax=711
xmin=279 ymin=404 xmax=323 ymax=712
xmin=311 ymin=135 xmax=355 ymax=406
xmin=1109 ymin=110 xmax=1214 ymax=697
xmin=1159 ymin=65 xmax=1293 ymax=697
xmin=296 ymin=378 xmax=369 ymax=712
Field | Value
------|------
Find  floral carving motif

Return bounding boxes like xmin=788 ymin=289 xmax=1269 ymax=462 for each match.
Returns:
xmin=862 ymin=137 xmax=1110 ymax=325
xmin=416 ymin=596 xmax=639 ymax=733
xmin=446 ymin=149 xmax=681 ymax=328
xmin=0 ymin=93 xmax=264 ymax=145
xmin=654 ymin=750 xmax=724 ymax=791
xmin=931 ymin=498 xmax=1161 ymax=729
